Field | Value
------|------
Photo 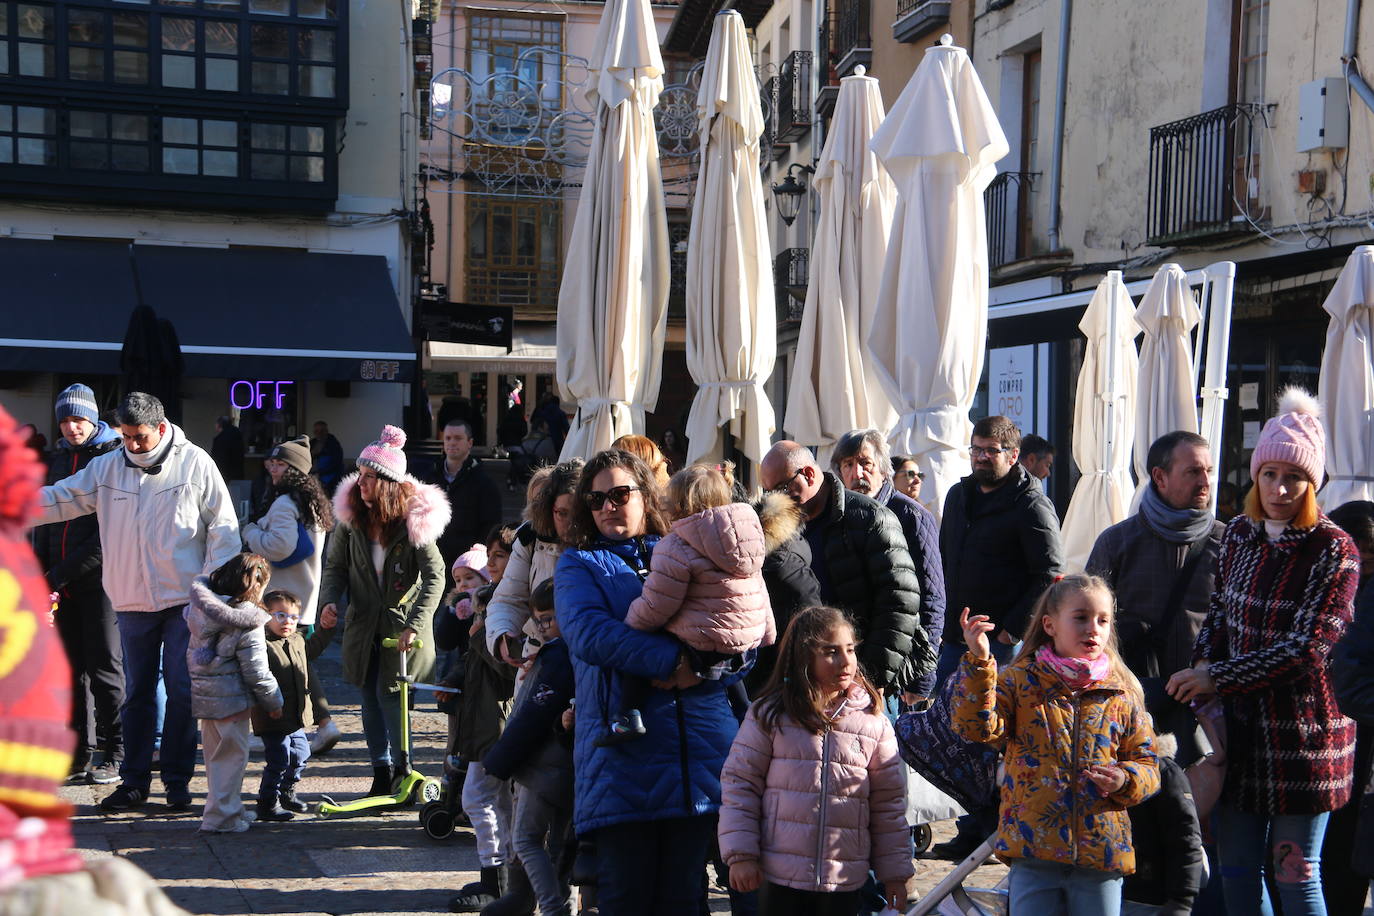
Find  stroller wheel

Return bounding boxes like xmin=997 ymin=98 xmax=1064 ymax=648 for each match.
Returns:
xmin=422 ymin=804 xmax=456 ymax=840
xmin=419 ymin=778 xmax=443 ymax=803
xmin=911 ymin=823 xmax=933 ymax=854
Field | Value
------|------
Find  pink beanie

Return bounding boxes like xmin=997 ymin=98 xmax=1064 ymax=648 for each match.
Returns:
xmin=358 ymin=425 xmax=407 ymax=482
xmin=451 ymin=544 xmax=491 ymax=582
xmin=1250 ymin=388 xmax=1325 ymax=485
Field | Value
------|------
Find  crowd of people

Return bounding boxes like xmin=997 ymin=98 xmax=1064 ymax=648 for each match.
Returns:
xmin=5 ymin=381 xmax=1374 ymax=916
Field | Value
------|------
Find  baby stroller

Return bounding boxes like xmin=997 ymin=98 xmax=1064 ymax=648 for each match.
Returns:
xmin=895 ymin=679 xmax=1007 ymax=916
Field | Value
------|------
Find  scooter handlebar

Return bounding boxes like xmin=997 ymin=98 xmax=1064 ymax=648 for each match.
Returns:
xmin=380 ymin=636 xmax=425 ymax=651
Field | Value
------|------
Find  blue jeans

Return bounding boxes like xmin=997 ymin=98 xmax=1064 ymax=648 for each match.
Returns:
xmin=259 ymin=728 xmax=311 ymax=799
xmin=1215 ymin=805 xmax=1330 ymax=916
xmin=1008 ymin=859 xmax=1122 ymax=916
xmin=359 ymin=644 xmax=407 ymax=767
xmin=116 ymin=608 xmax=196 ymax=792
xmin=596 ymin=814 xmax=715 ymax=916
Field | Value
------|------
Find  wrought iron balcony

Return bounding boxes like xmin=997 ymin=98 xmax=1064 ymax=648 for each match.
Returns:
xmin=893 ymin=0 xmax=950 ymax=43
xmin=1146 ymin=102 xmax=1276 ymax=245
xmin=777 ymin=51 xmax=814 ymax=144
xmin=762 ymin=75 xmax=783 ymax=161
xmin=836 ymin=0 xmax=872 ymax=77
xmin=984 ymin=170 xmax=1038 ymax=269
xmin=774 ymin=248 xmax=809 ymax=324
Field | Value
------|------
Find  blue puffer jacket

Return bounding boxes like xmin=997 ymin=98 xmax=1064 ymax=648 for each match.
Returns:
xmin=556 ymin=536 xmax=741 ymax=834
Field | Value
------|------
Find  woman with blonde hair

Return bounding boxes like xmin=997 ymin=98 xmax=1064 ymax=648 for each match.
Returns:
xmin=612 ymin=434 xmax=670 ymax=488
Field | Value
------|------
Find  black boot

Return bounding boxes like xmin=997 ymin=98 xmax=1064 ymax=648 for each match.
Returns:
xmin=479 ymin=861 xmax=536 ymax=915
xmin=278 ymin=788 xmax=310 ymax=814
xmin=450 ymin=865 xmax=503 ymax=912
xmin=366 ymin=765 xmax=393 ymax=797
xmin=256 ymin=793 xmax=295 ymax=822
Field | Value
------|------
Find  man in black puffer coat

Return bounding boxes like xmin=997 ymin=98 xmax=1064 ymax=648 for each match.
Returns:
xmin=936 ymin=415 xmax=1063 ymax=688
xmin=31 ymin=383 xmax=125 ymax=785
xmin=760 ymin=441 xmax=932 ymax=695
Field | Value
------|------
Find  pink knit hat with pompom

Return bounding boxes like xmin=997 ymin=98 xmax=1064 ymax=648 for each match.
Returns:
xmin=451 ymin=544 xmax=491 ymax=583
xmin=358 ymin=425 xmax=408 ymax=482
xmin=1250 ymin=388 xmax=1326 ymax=485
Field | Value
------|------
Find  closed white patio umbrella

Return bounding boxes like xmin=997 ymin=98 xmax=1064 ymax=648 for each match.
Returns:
xmin=1131 ymin=263 xmax=1201 ymax=509
xmin=555 ymin=0 xmax=670 ymax=460
xmin=1061 ymin=271 xmax=1141 ymax=572
xmin=784 ymin=67 xmax=896 ymax=458
xmin=867 ymin=37 xmax=1008 ymax=517
xmin=683 ymin=11 xmax=776 ymax=466
xmin=1319 ymin=244 xmax=1374 ymax=508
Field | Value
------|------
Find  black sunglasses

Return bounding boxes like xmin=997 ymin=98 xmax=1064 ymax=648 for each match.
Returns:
xmin=897 ymin=469 xmax=926 ymax=481
xmin=585 ymin=485 xmax=640 ymax=510
xmin=768 ymin=467 xmax=805 ymax=494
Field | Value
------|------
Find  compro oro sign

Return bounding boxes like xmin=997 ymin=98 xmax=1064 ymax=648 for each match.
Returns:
xmin=988 ymin=345 xmax=1039 ymax=434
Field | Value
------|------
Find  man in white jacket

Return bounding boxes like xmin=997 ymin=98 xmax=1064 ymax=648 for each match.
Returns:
xmin=35 ymin=392 xmax=240 ymax=812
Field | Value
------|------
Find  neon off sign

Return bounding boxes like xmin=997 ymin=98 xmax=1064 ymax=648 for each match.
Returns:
xmin=231 ymin=380 xmax=294 ymax=410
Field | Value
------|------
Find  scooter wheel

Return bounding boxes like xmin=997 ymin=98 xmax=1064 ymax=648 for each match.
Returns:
xmin=419 ymin=800 xmax=443 ymax=825
xmin=419 ymin=778 xmax=443 ymax=803
xmin=422 ymin=805 xmax=456 ymax=840
xmin=911 ymin=823 xmax=933 ymax=854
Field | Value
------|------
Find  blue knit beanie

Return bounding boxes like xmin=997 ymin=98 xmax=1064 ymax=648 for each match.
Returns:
xmin=53 ymin=384 xmax=99 ymax=425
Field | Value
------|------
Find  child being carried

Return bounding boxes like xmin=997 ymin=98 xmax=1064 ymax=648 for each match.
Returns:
xmin=603 ymin=463 xmax=775 ymax=746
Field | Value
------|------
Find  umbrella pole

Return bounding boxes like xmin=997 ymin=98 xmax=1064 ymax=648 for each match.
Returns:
xmin=1198 ymin=261 xmax=1237 ymax=508
xmin=1103 ymin=271 xmax=1121 ymax=475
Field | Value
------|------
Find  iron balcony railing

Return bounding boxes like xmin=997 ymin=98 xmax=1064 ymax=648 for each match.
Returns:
xmin=774 ymin=248 xmax=809 ymax=324
xmin=1146 ymin=102 xmax=1275 ymax=244
xmin=837 ymin=0 xmax=871 ymax=65
xmin=762 ymin=75 xmax=780 ymax=155
xmin=984 ymin=170 xmax=1038 ymax=269
xmin=777 ymin=51 xmax=813 ymax=144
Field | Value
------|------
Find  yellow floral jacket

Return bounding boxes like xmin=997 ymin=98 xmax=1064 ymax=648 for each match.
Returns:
xmin=951 ymin=651 xmax=1159 ymax=874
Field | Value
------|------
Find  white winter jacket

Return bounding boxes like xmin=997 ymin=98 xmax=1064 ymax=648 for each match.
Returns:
xmin=36 ymin=424 xmax=241 ymax=613
xmin=484 ymin=524 xmax=563 ymax=654
xmin=241 ymin=493 xmax=326 ymax=625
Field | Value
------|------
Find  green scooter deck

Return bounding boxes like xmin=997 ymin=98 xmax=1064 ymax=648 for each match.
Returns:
xmin=317 ymin=636 xmax=441 ymax=818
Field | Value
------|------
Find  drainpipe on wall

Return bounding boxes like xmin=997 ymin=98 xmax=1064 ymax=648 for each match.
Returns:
xmin=1046 ymin=0 xmax=1071 ymax=252
xmin=1344 ymin=0 xmax=1374 ymax=114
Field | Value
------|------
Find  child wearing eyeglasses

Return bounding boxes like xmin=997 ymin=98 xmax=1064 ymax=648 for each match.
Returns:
xmin=249 ymin=589 xmax=338 ymax=821
xmin=602 ymin=464 xmax=776 ymax=746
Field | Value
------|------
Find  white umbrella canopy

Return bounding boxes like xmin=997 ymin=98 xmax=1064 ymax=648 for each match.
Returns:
xmin=683 ymin=11 xmax=777 ymax=466
xmin=784 ymin=67 xmax=897 ymax=459
xmin=1130 ymin=263 xmax=1201 ymax=510
xmin=867 ymin=38 xmax=1008 ymax=517
xmin=1318 ymin=244 xmax=1374 ymax=509
xmin=555 ymin=0 xmax=670 ymax=460
xmin=1061 ymin=271 xmax=1141 ymax=572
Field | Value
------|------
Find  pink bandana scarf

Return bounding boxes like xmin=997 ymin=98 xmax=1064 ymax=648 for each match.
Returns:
xmin=1036 ymin=644 xmax=1111 ymax=691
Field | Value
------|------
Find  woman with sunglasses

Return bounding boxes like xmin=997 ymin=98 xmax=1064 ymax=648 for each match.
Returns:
xmin=892 ymin=455 xmax=924 ymax=502
xmin=318 ymin=425 xmax=449 ymax=800
xmin=554 ymin=449 xmax=740 ymax=915
xmin=242 ymin=436 xmax=343 ymax=755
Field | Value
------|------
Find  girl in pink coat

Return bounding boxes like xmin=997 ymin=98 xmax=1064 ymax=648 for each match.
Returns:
xmin=599 ymin=464 xmax=776 ymax=746
xmin=718 ymin=605 xmax=912 ymax=915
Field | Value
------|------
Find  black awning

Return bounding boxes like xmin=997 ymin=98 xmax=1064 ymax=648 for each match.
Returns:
xmin=1 ymin=239 xmax=416 ymax=382
xmin=0 ymin=238 xmax=139 ymax=374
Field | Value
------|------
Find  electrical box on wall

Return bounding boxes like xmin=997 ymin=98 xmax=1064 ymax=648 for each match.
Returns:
xmin=1298 ymin=78 xmax=1349 ymax=151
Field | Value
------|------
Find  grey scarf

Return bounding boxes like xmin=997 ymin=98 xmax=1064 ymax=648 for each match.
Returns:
xmin=1139 ymin=483 xmax=1215 ymax=544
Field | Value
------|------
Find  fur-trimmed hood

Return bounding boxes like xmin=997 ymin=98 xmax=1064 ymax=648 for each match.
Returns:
xmin=186 ymin=575 xmax=271 ymax=667
xmin=332 ymin=472 xmax=452 ymax=547
xmin=752 ymin=491 xmax=807 ymax=554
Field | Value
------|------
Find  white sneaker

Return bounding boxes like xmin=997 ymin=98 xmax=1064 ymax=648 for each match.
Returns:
xmin=199 ymin=818 xmax=250 ymax=834
xmin=240 ymin=809 xmax=257 ymax=824
xmin=310 ymin=720 xmax=342 ymax=755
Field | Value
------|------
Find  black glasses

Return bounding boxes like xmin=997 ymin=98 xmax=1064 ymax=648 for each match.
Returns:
xmin=897 ymin=469 xmax=925 ymax=481
xmin=969 ymin=445 xmax=1010 ymax=458
xmin=768 ymin=468 xmax=805 ymax=494
xmin=586 ymin=485 xmax=640 ymax=510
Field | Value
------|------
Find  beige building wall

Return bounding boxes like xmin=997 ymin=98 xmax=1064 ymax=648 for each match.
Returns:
xmin=869 ymin=0 xmax=972 ymax=111
xmin=973 ymin=0 xmax=1374 ymax=274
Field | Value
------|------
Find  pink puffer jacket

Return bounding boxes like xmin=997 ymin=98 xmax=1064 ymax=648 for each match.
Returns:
xmin=718 ymin=686 xmax=913 ymax=892
xmin=624 ymin=502 xmax=776 ymax=655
